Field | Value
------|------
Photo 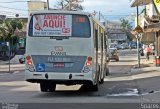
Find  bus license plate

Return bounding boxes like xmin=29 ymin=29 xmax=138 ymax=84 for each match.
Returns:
xmin=53 ymin=63 xmax=73 ymax=68
xmin=53 ymin=63 xmax=65 ymax=68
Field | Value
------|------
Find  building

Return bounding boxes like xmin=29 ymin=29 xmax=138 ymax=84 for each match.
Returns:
xmin=131 ymin=0 xmax=160 ymax=66
xmin=27 ymin=0 xmax=48 ymax=13
xmin=16 ymin=0 xmax=48 ymax=49
xmin=105 ymin=21 xmax=128 ymax=44
xmin=5 ymin=0 xmax=48 ymax=50
xmin=14 ymin=18 xmax=28 ymax=49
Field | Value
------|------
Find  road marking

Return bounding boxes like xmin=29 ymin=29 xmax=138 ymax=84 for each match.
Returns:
xmin=105 ymin=71 xmax=160 ymax=82
xmin=0 ymin=73 xmax=9 ymax=76
xmin=13 ymin=71 xmax=20 ymax=74
xmin=107 ymin=88 xmax=139 ymax=96
xmin=141 ymin=90 xmax=160 ymax=96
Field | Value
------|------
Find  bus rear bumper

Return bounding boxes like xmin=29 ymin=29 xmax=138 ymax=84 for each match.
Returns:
xmin=26 ymin=79 xmax=93 ymax=85
xmin=25 ymin=70 xmax=95 ymax=85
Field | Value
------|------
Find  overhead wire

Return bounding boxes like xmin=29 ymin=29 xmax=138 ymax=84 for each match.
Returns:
xmin=0 ymin=10 xmax=27 ymax=15
xmin=0 ymin=5 xmax=28 ymax=11
xmin=0 ymin=1 xmax=28 ymax=3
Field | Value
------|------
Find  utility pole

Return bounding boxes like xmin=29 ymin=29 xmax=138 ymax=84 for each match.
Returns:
xmin=61 ymin=0 xmax=64 ymax=9
xmin=47 ymin=0 xmax=49 ymax=10
xmin=69 ymin=0 xmax=71 ymax=10
xmin=155 ymin=32 xmax=159 ymax=66
xmin=99 ymin=11 xmax=101 ymax=21
xmin=136 ymin=6 xmax=140 ymax=68
xmin=7 ymin=42 xmax=10 ymax=73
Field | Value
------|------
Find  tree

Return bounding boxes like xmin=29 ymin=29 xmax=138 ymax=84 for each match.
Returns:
xmin=0 ymin=19 xmax=23 ymax=46
xmin=56 ymin=0 xmax=84 ymax=10
xmin=120 ymin=18 xmax=132 ymax=30
xmin=120 ymin=18 xmax=133 ymax=41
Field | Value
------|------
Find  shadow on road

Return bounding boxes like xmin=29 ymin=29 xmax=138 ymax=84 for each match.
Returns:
xmin=32 ymin=80 xmax=139 ymax=98
xmin=118 ymin=60 xmax=137 ymax=62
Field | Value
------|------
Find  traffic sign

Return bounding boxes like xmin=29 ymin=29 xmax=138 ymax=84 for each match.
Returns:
xmin=134 ymin=25 xmax=143 ymax=33
xmin=153 ymin=0 xmax=160 ymax=15
xmin=0 ymin=42 xmax=7 ymax=46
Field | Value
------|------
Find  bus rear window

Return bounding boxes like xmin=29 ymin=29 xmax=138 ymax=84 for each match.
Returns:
xmin=28 ymin=14 xmax=91 ymax=38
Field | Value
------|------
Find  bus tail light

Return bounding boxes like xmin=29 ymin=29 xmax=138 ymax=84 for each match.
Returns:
xmin=83 ymin=56 xmax=92 ymax=73
xmin=86 ymin=61 xmax=92 ymax=66
xmin=26 ymin=55 xmax=35 ymax=72
xmin=27 ymin=60 xmax=32 ymax=65
xmin=86 ymin=56 xmax=92 ymax=66
xmin=26 ymin=55 xmax=31 ymax=60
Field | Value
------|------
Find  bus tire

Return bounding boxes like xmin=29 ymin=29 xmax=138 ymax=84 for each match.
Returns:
xmin=83 ymin=83 xmax=98 ymax=91
xmin=99 ymin=69 xmax=104 ymax=84
xmin=92 ymin=67 xmax=100 ymax=91
xmin=48 ymin=84 xmax=56 ymax=92
xmin=91 ymin=83 xmax=99 ymax=91
xmin=40 ymin=82 xmax=56 ymax=92
xmin=106 ymin=67 xmax=109 ymax=76
xmin=40 ymin=82 xmax=48 ymax=92
xmin=99 ymin=78 xmax=104 ymax=84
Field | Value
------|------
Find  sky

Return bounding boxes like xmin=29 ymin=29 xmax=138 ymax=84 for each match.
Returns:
xmin=0 ymin=0 xmax=143 ymax=22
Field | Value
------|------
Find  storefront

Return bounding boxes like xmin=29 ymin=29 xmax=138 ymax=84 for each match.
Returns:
xmin=131 ymin=0 xmax=160 ymax=66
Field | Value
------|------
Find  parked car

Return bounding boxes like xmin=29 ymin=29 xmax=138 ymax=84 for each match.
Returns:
xmin=131 ymin=44 xmax=137 ymax=49
xmin=119 ymin=44 xmax=126 ymax=50
xmin=19 ymin=55 xmax=25 ymax=64
xmin=117 ymin=44 xmax=128 ymax=50
xmin=117 ymin=44 xmax=122 ymax=50
xmin=109 ymin=43 xmax=117 ymax=50
xmin=108 ymin=49 xmax=119 ymax=61
xmin=122 ymin=43 xmax=129 ymax=49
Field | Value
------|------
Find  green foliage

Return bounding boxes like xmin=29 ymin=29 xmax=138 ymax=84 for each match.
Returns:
xmin=0 ymin=18 xmax=23 ymax=45
xmin=120 ymin=18 xmax=132 ymax=30
xmin=56 ymin=0 xmax=84 ymax=10
xmin=120 ymin=18 xmax=133 ymax=41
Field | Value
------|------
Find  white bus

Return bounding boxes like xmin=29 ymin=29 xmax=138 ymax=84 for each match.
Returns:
xmin=25 ymin=10 xmax=109 ymax=92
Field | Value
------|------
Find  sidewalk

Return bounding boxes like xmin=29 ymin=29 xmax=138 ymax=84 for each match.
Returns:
xmin=0 ymin=64 xmax=25 ymax=72
xmin=131 ymin=56 xmax=160 ymax=73
xmin=0 ymin=55 xmax=25 ymax=72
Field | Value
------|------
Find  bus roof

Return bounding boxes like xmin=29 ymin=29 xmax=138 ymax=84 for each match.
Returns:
xmin=30 ymin=10 xmax=90 ymax=16
xmin=29 ymin=10 xmax=105 ymax=30
xmin=92 ymin=17 xmax=105 ymax=30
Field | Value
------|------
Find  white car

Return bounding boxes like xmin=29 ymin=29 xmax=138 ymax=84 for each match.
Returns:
xmin=109 ymin=44 xmax=117 ymax=50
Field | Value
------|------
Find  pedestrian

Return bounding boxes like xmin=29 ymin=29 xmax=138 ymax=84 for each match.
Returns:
xmin=145 ymin=45 xmax=151 ymax=61
xmin=129 ymin=44 xmax=132 ymax=50
xmin=151 ymin=45 xmax=155 ymax=55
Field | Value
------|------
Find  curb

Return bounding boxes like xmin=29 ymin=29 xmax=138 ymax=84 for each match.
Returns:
xmin=131 ymin=67 xmax=160 ymax=74
xmin=0 ymin=67 xmax=25 ymax=72
xmin=0 ymin=64 xmax=25 ymax=69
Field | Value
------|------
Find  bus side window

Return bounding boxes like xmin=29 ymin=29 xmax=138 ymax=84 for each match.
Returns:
xmin=101 ymin=33 xmax=104 ymax=52
xmin=104 ymin=32 xmax=107 ymax=50
xmin=95 ymin=29 xmax=98 ymax=51
xmin=98 ymin=27 xmax=101 ymax=52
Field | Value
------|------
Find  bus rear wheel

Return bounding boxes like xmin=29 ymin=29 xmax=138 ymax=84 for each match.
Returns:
xmin=40 ymin=82 xmax=56 ymax=92
xmin=99 ymin=78 xmax=104 ymax=84
xmin=106 ymin=67 xmax=109 ymax=76
xmin=84 ymin=83 xmax=99 ymax=91
xmin=91 ymin=83 xmax=99 ymax=91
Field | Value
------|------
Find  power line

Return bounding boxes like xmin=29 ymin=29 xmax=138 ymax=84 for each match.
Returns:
xmin=0 ymin=5 xmax=28 ymax=11
xmin=103 ymin=15 xmax=131 ymax=16
xmin=0 ymin=1 xmax=28 ymax=3
xmin=0 ymin=10 xmax=27 ymax=15
xmin=0 ymin=13 xmax=27 ymax=17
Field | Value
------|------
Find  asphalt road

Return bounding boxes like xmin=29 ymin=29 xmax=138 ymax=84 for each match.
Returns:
xmin=0 ymin=49 xmax=160 ymax=109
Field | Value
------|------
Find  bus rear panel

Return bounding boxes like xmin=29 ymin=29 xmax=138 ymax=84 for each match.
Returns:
xmin=26 ymin=12 xmax=95 ymax=84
